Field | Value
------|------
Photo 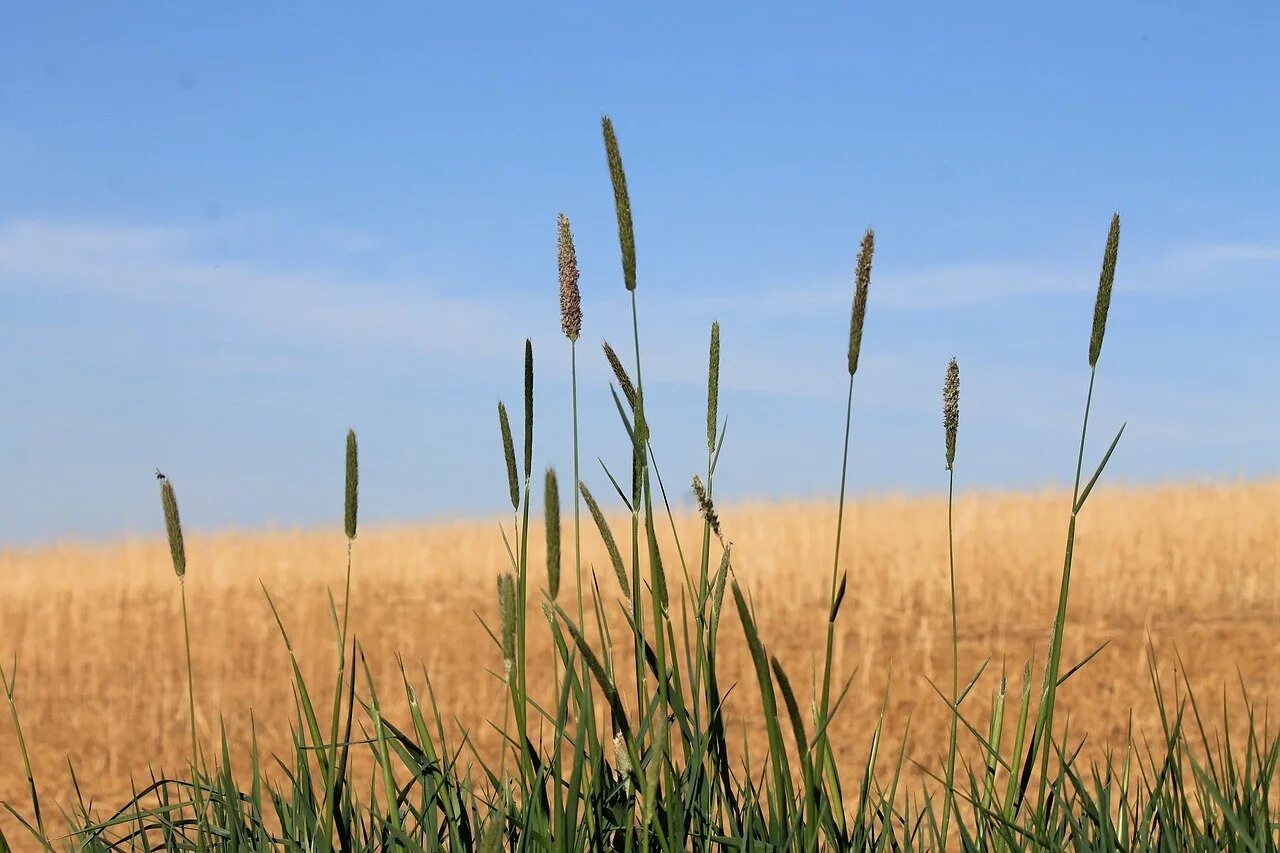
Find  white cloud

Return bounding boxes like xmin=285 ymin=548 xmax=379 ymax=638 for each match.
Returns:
xmin=3 ymin=218 xmax=1276 ymax=403
xmin=672 ymin=241 xmax=1280 ymax=317
xmin=0 ymin=219 xmax=527 ymax=360
xmin=1178 ymin=243 xmax=1280 ymax=264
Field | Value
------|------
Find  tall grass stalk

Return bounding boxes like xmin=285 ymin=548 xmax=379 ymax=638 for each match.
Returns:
xmin=159 ymin=475 xmax=205 ymax=849
xmin=816 ymin=227 xmax=875 ymax=793
xmin=1033 ymin=214 xmax=1124 ymax=812
xmin=558 ymin=212 xmax=586 ymax=627
xmin=941 ymin=358 xmax=961 ymax=841
xmin=317 ymin=429 xmax=359 ymax=849
xmin=602 ymin=114 xmax=655 ymax=731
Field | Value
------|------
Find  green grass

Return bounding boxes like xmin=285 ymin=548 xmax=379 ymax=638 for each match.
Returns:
xmin=3 ymin=123 xmax=1278 ymax=852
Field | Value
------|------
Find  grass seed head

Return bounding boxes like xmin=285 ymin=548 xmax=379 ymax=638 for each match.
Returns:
xmin=631 ymin=389 xmax=646 ymax=505
xmin=523 ymin=339 xmax=534 ymax=481
xmin=602 ymin=340 xmax=637 ymax=411
xmin=692 ymin=475 xmax=722 ymax=543
xmin=944 ymin=358 xmax=960 ymax=470
xmin=497 ymin=573 xmax=517 ymax=674
xmin=497 ymin=401 xmax=519 ymax=511
xmin=707 ymin=321 xmax=720 ymax=455
xmin=557 ymin=213 xmax=582 ymax=341
xmin=710 ymin=547 xmax=730 ymax=633
xmin=1089 ymin=213 xmax=1121 ymax=367
xmin=633 ymin=387 xmax=647 ymax=445
xmin=1041 ymin=623 xmax=1058 ymax=695
xmin=848 ymin=228 xmax=875 ymax=376
xmin=159 ymin=477 xmax=186 ymax=579
xmin=544 ymin=467 xmax=561 ymax=600
xmin=578 ymin=481 xmax=630 ymax=598
xmin=344 ymin=429 xmax=359 ymax=540
xmin=601 ymin=116 xmax=637 ymax=292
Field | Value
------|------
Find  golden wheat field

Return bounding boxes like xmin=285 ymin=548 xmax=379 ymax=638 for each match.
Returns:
xmin=2 ymin=480 xmax=1278 ymax=835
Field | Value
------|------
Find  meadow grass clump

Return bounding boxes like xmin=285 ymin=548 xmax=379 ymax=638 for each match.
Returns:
xmin=3 ymin=128 xmax=1278 ymax=853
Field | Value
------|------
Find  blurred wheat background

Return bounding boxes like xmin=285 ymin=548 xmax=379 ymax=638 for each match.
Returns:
xmin=3 ymin=479 xmax=1277 ymax=823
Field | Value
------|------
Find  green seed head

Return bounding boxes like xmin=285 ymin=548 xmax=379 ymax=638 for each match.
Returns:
xmin=523 ymin=339 xmax=534 ymax=481
xmin=557 ymin=213 xmax=582 ymax=342
xmin=159 ymin=477 xmax=186 ymax=579
xmin=497 ymin=402 xmax=519 ymax=511
xmin=579 ymin=481 xmax=630 ymax=598
xmin=602 ymin=340 xmax=637 ymax=412
xmin=709 ymin=547 xmax=730 ymax=633
xmin=848 ymin=229 xmax=875 ymax=376
xmin=707 ymin=321 xmax=720 ymax=455
xmin=631 ymin=387 xmax=647 ymax=506
xmin=344 ymin=429 xmax=359 ymax=540
xmin=497 ymin=573 xmax=517 ymax=674
xmin=1089 ymin=213 xmax=1121 ymax=368
xmin=601 ymin=116 xmax=637 ymax=292
xmin=544 ymin=467 xmax=561 ymax=600
xmin=944 ymin=358 xmax=960 ymax=470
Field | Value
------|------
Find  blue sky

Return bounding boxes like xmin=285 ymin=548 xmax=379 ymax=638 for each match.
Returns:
xmin=2 ymin=4 xmax=1278 ymax=545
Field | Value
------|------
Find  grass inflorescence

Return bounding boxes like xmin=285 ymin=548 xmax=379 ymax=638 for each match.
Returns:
xmin=2 ymin=127 xmax=1276 ymax=853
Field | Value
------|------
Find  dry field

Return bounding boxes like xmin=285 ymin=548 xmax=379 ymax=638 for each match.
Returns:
xmin=2 ymin=480 xmax=1278 ymax=834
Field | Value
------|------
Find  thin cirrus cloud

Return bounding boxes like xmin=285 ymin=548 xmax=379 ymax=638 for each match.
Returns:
xmin=684 ymin=244 xmax=1280 ymax=318
xmin=3 ymin=217 xmax=1278 ymax=376
xmin=0 ymin=219 xmax=521 ymax=361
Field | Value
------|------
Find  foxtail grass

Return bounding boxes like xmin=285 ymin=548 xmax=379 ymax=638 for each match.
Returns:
xmin=815 ymin=226 xmax=877 ymax=828
xmin=558 ymin=213 xmax=582 ymax=343
xmin=559 ymin=211 xmax=586 ymax=624
xmin=6 ymin=134 xmax=1276 ymax=853
xmin=578 ymin=480 xmax=629 ymax=598
xmin=601 ymin=116 xmax=636 ymax=294
xmin=158 ymin=475 xmax=204 ymax=849
xmin=1032 ymin=215 xmax=1128 ymax=817
xmin=544 ymin=467 xmax=561 ymax=600
xmin=497 ymin=401 xmax=519 ymax=512
xmin=706 ymin=321 xmax=720 ymax=458
xmin=940 ymin=357 xmax=961 ymax=842
xmin=601 ymin=339 xmax=636 ymax=412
